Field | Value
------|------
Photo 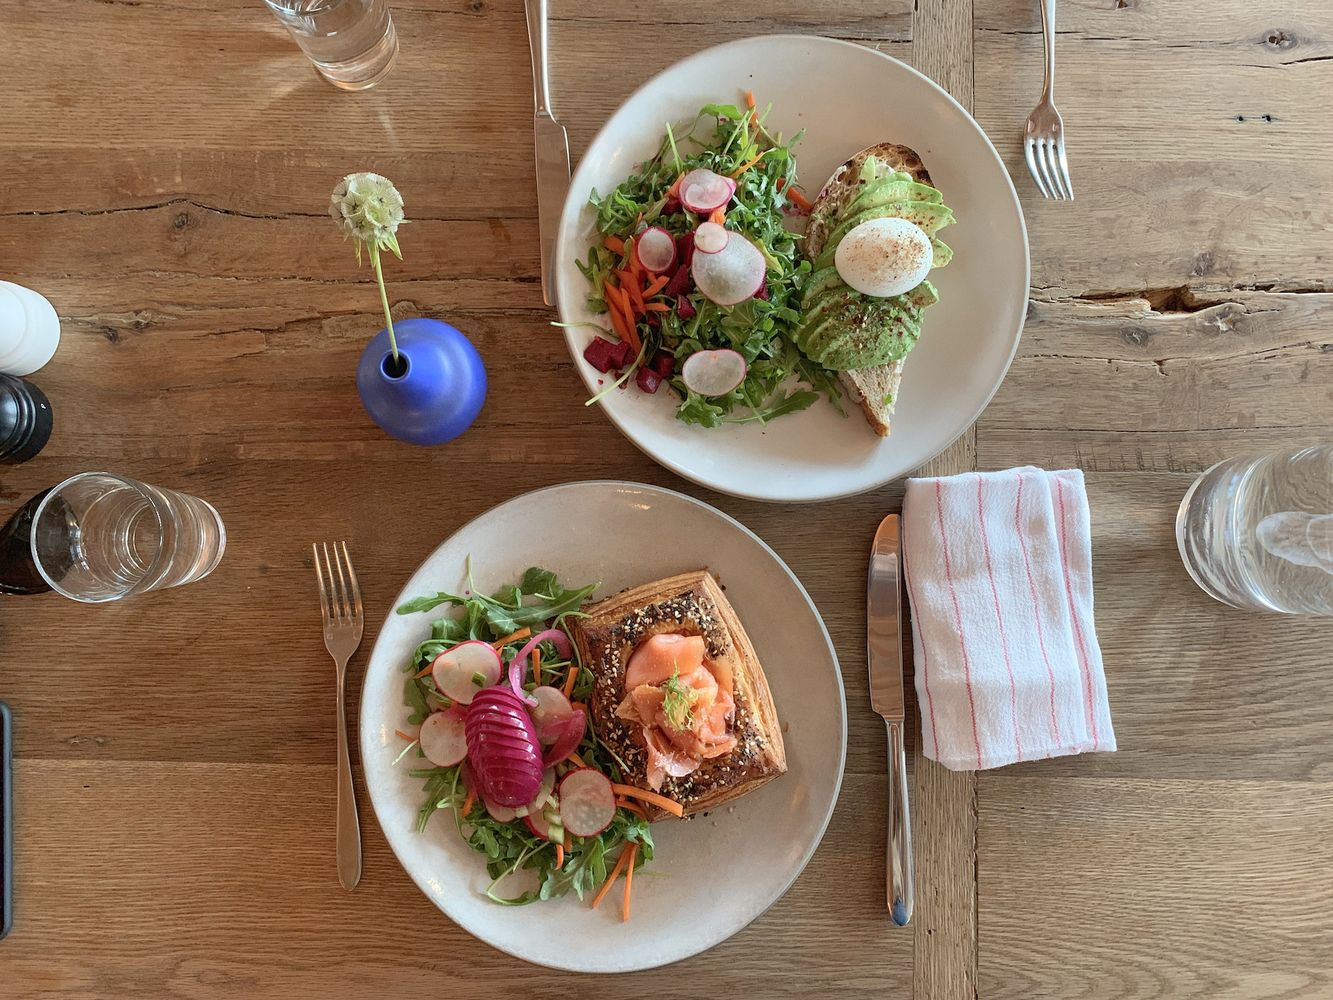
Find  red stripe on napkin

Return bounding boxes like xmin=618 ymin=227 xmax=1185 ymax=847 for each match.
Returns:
xmin=1015 ymin=472 xmax=1063 ymax=747
xmin=977 ymin=474 xmax=1023 ymax=762
xmin=1055 ymin=477 xmax=1099 ymax=750
xmin=936 ymin=479 xmax=983 ymax=769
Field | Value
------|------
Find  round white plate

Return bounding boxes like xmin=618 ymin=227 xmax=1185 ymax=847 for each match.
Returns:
xmin=555 ymin=35 xmax=1029 ymax=503
xmin=360 ymin=481 xmax=846 ymax=972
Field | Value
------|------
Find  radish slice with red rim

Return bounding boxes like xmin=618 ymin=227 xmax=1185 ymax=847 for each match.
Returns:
xmin=418 ymin=709 xmax=468 ymax=766
xmin=682 ymin=349 xmax=748 ymax=397
xmin=558 ymin=768 xmax=616 ymax=837
xmin=634 ymin=227 xmax=677 ymax=273
xmin=679 ymin=168 xmax=736 ymax=213
xmin=691 ymin=232 xmax=767 ymax=306
xmin=542 ymin=706 xmax=587 ymax=766
xmin=530 ymin=686 xmax=574 ymax=745
xmin=693 ymin=222 xmax=729 ymax=255
xmin=483 ymin=797 xmax=517 ymax=822
xmin=431 ymin=640 xmax=503 ymax=705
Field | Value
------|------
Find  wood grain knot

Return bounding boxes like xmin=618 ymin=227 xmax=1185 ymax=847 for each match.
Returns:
xmin=173 ymin=211 xmax=191 ymax=230
xmin=1262 ymin=28 xmax=1297 ymax=50
xmin=1114 ymin=0 xmax=1137 ymax=9
xmin=468 ymin=0 xmax=485 ymax=11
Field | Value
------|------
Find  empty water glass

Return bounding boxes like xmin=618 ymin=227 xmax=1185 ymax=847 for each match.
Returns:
xmin=1177 ymin=445 xmax=1333 ymax=615
xmin=27 ymin=472 xmax=226 ymax=603
xmin=264 ymin=0 xmax=399 ymax=91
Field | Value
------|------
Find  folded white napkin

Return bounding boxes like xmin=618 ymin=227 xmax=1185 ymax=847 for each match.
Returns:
xmin=902 ymin=467 xmax=1116 ymax=771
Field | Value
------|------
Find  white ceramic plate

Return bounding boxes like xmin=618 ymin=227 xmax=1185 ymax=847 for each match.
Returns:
xmin=555 ymin=35 xmax=1029 ymax=503
xmin=360 ymin=481 xmax=846 ymax=972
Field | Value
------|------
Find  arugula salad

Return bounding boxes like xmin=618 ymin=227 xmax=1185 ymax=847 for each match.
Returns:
xmin=393 ymin=565 xmax=669 ymax=917
xmin=574 ymin=93 xmax=843 ymax=428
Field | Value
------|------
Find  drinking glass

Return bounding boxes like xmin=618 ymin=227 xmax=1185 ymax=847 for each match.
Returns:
xmin=1176 ymin=445 xmax=1333 ymax=615
xmin=27 ymin=473 xmax=226 ymax=603
xmin=263 ymin=0 xmax=399 ymax=91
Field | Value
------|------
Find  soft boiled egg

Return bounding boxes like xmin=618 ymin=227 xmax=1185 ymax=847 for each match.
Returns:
xmin=834 ymin=217 xmax=934 ymax=298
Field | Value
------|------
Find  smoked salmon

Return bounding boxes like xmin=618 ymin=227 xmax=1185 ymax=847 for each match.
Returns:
xmin=617 ymin=633 xmax=737 ymax=790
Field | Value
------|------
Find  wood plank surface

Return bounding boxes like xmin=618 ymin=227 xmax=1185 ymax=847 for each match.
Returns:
xmin=2 ymin=0 xmax=1333 ymax=998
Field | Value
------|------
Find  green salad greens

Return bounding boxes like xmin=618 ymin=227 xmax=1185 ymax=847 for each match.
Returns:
xmin=576 ymin=100 xmax=844 ymax=427
xmin=393 ymin=565 xmax=653 ymax=907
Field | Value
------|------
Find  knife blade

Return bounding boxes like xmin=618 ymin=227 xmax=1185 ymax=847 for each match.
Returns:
xmin=524 ymin=0 xmax=570 ymax=307
xmin=868 ymin=513 xmax=914 ymax=926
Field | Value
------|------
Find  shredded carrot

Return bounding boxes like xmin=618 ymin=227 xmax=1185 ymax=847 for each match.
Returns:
xmin=412 ymin=662 xmax=435 ymax=679
xmin=562 ymin=664 xmax=578 ymax=698
xmin=591 ymin=848 xmax=632 ymax=909
xmin=394 ymin=729 xmax=416 ymax=742
xmin=611 ymin=784 xmax=685 ymax=818
xmin=621 ymin=843 xmax=638 ymax=922
xmin=709 ymin=206 xmax=726 ymax=225
xmin=745 ymin=90 xmax=756 ymax=109
xmin=610 ymin=282 xmax=634 ymax=318
xmin=461 ymin=786 xmax=476 ymax=817
xmin=643 ymin=275 xmax=669 ymax=298
xmin=616 ymin=797 xmax=648 ymax=819
xmin=532 ymin=648 xmax=542 ymax=686
xmin=603 ymin=234 xmax=625 ymax=254
xmin=570 ymin=701 xmax=588 ymax=716
xmin=787 ymin=188 xmax=814 ymax=213
xmin=730 ymin=149 xmax=769 ymax=178
xmin=492 ymin=627 xmax=530 ymax=649
xmin=643 ymin=302 xmax=671 ymax=313
xmin=563 ymin=750 xmax=588 ymax=768
xmin=607 ymin=299 xmax=632 ymax=342
xmin=555 ymin=842 xmax=565 ymax=869
xmin=626 ymin=278 xmax=646 ymax=315
xmin=564 ymin=833 xmax=572 ymax=851
xmin=667 ymin=173 xmax=685 ymax=197
xmin=776 ymin=175 xmax=787 ymax=191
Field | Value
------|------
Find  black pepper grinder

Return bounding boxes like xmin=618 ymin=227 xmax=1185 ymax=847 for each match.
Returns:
xmin=0 ymin=374 xmax=53 ymax=465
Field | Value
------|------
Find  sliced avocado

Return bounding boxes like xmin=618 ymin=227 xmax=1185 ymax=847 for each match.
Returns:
xmin=931 ymin=238 xmax=953 ymax=268
xmin=846 ymin=177 xmax=944 ymax=216
xmin=795 ymin=296 xmax=923 ymax=371
xmin=801 ymin=276 xmax=937 ymax=331
xmin=803 ymin=266 xmax=847 ymax=304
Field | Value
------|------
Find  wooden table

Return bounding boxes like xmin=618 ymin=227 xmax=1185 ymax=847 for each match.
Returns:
xmin=2 ymin=1 xmax=1331 ymax=996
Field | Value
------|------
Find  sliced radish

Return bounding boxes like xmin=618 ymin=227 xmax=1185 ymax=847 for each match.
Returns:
xmin=513 ymin=767 xmax=557 ymax=818
xmin=679 ymin=168 xmax=736 ymax=214
xmin=693 ymin=221 xmax=729 ymax=254
xmin=634 ymin=227 xmax=676 ymax=273
xmin=691 ymin=232 xmax=767 ymax=306
xmin=558 ymin=769 xmax=616 ymax=837
xmin=508 ymin=628 xmax=573 ymax=706
xmin=431 ymin=640 xmax=503 ymax=705
xmin=525 ymin=804 xmax=565 ymax=843
xmin=682 ymin=349 xmax=748 ymax=397
xmin=418 ymin=709 xmax=468 ymax=766
xmin=484 ymin=797 xmax=517 ymax=822
xmin=530 ymin=686 xmax=575 ymax=745
xmin=541 ymin=706 xmax=588 ymax=766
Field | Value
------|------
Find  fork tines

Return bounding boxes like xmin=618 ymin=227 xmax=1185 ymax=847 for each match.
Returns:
xmin=1024 ymin=129 xmax=1073 ymax=201
xmin=312 ymin=541 xmax=363 ymax=626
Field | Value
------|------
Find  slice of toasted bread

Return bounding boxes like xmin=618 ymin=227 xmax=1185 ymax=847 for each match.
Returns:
xmin=568 ymin=570 xmax=786 ymax=820
xmin=806 ymin=143 xmax=936 ymax=437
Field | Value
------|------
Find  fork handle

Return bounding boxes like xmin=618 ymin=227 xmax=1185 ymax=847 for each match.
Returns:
xmin=336 ymin=667 xmax=362 ymax=890
xmin=1039 ymin=0 xmax=1057 ymax=100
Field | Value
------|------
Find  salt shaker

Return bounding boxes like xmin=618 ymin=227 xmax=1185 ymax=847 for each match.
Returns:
xmin=0 ymin=281 xmax=60 ymax=376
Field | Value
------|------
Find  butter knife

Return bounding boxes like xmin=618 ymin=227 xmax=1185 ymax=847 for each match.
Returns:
xmin=523 ymin=0 xmax=570 ymax=307
xmin=868 ymin=513 xmax=914 ymax=926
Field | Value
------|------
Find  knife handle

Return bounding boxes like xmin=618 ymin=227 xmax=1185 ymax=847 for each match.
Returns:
xmin=523 ymin=0 xmax=553 ymax=116
xmin=886 ymin=718 xmax=914 ymax=925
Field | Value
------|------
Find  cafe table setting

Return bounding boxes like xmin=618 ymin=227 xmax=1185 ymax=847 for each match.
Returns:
xmin=1 ymin=0 xmax=1332 ymax=997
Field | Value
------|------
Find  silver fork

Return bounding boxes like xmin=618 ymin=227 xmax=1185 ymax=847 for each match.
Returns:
xmin=1023 ymin=0 xmax=1073 ymax=200
xmin=312 ymin=541 xmax=363 ymax=890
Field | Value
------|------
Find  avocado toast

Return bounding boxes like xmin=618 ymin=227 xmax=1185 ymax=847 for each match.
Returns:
xmin=799 ymin=143 xmax=955 ymax=436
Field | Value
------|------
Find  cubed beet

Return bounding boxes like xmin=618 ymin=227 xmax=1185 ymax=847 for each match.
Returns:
xmin=754 ymin=283 xmax=770 ymax=300
xmin=675 ymin=231 xmax=695 ymax=268
xmin=609 ymin=339 xmax=635 ymax=369
xmin=677 ymin=297 xmax=697 ymax=319
xmin=635 ymin=368 xmax=663 ymax=394
xmin=666 ymin=264 xmax=692 ymax=298
xmin=664 ymin=196 xmax=682 ymax=215
xmin=582 ymin=336 xmax=616 ymax=373
xmin=651 ymin=351 xmax=675 ymax=377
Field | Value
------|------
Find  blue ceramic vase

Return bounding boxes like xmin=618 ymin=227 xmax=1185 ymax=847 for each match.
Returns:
xmin=356 ymin=318 xmax=486 ymax=446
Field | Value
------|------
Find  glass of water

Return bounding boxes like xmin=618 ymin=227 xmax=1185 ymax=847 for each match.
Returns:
xmin=263 ymin=0 xmax=399 ymax=91
xmin=1177 ymin=445 xmax=1333 ymax=615
xmin=28 ymin=472 xmax=226 ymax=603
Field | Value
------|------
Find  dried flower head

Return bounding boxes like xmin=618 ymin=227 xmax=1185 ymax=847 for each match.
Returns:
xmin=331 ymin=171 xmax=405 ymax=260
xmin=330 ymin=172 xmax=408 ymax=360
